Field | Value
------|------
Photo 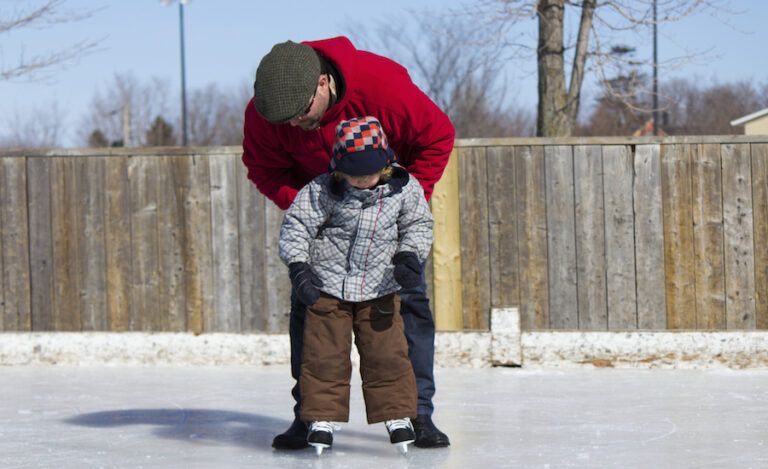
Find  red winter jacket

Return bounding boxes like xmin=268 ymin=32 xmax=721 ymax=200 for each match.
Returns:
xmin=242 ymin=36 xmax=455 ymax=210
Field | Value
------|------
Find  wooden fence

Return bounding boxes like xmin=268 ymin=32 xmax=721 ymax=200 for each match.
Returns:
xmin=436 ymin=136 xmax=768 ymax=331
xmin=0 ymin=136 xmax=766 ymax=333
xmin=0 ymin=147 xmax=290 ymax=333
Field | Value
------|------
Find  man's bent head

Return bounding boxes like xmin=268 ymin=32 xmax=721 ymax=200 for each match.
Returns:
xmin=253 ymin=41 xmax=321 ymax=124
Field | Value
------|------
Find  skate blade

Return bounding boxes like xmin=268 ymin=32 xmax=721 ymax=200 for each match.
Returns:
xmin=395 ymin=440 xmax=414 ymax=454
xmin=309 ymin=443 xmax=329 ymax=456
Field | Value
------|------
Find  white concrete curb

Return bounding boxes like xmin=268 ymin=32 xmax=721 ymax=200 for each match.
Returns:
xmin=2 ymin=308 xmax=767 ymax=369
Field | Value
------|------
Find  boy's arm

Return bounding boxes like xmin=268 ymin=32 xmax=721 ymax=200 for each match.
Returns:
xmin=396 ymin=179 xmax=434 ymax=263
xmin=278 ymin=180 xmax=329 ymax=266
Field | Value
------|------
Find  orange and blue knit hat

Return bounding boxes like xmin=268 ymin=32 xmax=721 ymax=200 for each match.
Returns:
xmin=330 ymin=116 xmax=396 ymax=176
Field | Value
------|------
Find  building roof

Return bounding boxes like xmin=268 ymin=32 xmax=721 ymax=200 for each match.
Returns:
xmin=730 ymin=107 xmax=768 ymax=126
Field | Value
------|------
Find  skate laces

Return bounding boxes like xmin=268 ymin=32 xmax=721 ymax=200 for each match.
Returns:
xmin=385 ymin=418 xmax=413 ymax=433
xmin=309 ymin=421 xmax=341 ymax=434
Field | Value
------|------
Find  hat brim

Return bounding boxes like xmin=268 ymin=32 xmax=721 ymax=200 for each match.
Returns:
xmin=333 ymin=148 xmax=390 ymax=176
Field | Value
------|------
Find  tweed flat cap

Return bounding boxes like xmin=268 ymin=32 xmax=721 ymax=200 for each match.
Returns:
xmin=253 ymin=41 xmax=321 ymax=123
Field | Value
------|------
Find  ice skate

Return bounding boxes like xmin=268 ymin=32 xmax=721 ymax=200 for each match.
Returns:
xmin=307 ymin=421 xmax=338 ymax=455
xmin=385 ymin=418 xmax=416 ymax=454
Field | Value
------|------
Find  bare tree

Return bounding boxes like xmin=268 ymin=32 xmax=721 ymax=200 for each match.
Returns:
xmin=577 ymin=45 xmax=652 ymax=135
xmin=186 ymin=82 xmax=250 ymax=146
xmin=80 ymin=74 xmax=250 ymax=147
xmin=0 ymin=0 xmax=101 ymax=81
xmin=349 ymin=11 xmax=535 ymax=138
xmin=0 ymin=102 xmax=66 ymax=148
xmin=449 ymin=74 xmax=536 ymax=137
xmin=577 ymin=71 xmax=650 ymax=136
xmin=661 ymin=78 xmax=768 ymax=134
xmin=580 ymin=76 xmax=768 ymax=136
xmin=79 ymin=72 xmax=173 ymax=147
xmin=471 ymin=0 xmax=731 ymax=136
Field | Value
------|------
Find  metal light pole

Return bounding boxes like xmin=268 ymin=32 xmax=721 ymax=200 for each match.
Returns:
xmin=161 ymin=0 xmax=189 ymax=145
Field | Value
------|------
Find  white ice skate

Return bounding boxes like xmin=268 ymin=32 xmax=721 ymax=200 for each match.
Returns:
xmin=385 ymin=418 xmax=416 ymax=454
xmin=307 ymin=421 xmax=339 ymax=456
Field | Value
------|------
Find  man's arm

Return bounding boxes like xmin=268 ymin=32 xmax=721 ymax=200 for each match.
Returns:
xmin=380 ymin=66 xmax=456 ymax=201
xmin=241 ymin=101 xmax=301 ymax=210
xmin=400 ymin=102 xmax=455 ymax=202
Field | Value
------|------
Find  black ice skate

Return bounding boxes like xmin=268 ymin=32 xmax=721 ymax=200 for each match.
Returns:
xmin=307 ymin=421 xmax=339 ymax=455
xmin=385 ymin=418 xmax=416 ymax=454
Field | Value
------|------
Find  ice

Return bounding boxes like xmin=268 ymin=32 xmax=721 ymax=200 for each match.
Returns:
xmin=2 ymin=365 xmax=768 ymax=468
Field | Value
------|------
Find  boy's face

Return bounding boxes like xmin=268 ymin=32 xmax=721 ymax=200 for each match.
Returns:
xmin=341 ymin=172 xmax=381 ymax=190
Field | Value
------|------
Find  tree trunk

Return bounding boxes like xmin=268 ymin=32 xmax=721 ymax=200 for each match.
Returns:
xmin=537 ymin=0 xmax=569 ymax=136
xmin=566 ymin=0 xmax=596 ymax=129
xmin=536 ymin=0 xmax=595 ymax=137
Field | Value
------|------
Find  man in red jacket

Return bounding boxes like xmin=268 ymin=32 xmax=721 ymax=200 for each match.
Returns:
xmin=243 ymin=37 xmax=455 ymax=449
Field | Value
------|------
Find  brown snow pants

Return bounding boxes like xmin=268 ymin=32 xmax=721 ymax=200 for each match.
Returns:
xmin=299 ymin=292 xmax=417 ymax=424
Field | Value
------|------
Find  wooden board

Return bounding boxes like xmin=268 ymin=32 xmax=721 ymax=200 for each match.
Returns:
xmin=0 ymin=159 xmax=3 ymax=330
xmin=603 ymin=145 xmax=638 ymax=329
xmin=545 ymin=145 xmax=578 ymax=329
xmin=76 ymin=157 xmax=107 ymax=331
xmin=0 ymin=157 xmax=31 ymax=331
xmin=430 ymin=148 xmax=464 ymax=330
xmin=691 ymin=144 xmax=726 ymax=329
xmin=486 ymin=146 xmax=520 ymax=310
xmin=752 ymin=144 xmax=768 ymax=329
xmin=237 ymin=161 xmax=267 ymax=332
xmin=514 ymin=146 xmax=549 ymax=329
xmin=721 ymin=143 xmax=756 ymax=329
xmin=51 ymin=157 xmax=81 ymax=331
xmin=104 ymin=156 xmax=132 ymax=331
xmin=157 ymin=157 xmax=187 ymax=331
xmin=177 ymin=154 xmax=213 ymax=334
xmin=458 ymin=147 xmax=491 ymax=330
xmin=26 ymin=157 xmax=54 ymax=331
xmin=633 ymin=145 xmax=667 ymax=329
xmin=661 ymin=144 xmax=696 ymax=329
xmin=209 ymin=153 xmax=242 ymax=332
xmin=128 ymin=156 xmax=160 ymax=331
xmin=573 ymin=145 xmax=607 ymax=330
xmin=264 ymin=200 xmax=290 ymax=332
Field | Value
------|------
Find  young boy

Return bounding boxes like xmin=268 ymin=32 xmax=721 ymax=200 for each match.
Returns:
xmin=278 ymin=116 xmax=433 ymax=454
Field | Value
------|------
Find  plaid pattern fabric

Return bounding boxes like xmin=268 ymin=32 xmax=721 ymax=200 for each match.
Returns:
xmin=279 ymin=170 xmax=433 ymax=302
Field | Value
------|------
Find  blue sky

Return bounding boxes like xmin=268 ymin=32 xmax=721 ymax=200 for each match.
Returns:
xmin=1 ymin=0 xmax=766 ymax=146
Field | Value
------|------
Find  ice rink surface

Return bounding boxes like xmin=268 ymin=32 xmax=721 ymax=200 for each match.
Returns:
xmin=3 ymin=365 xmax=768 ymax=469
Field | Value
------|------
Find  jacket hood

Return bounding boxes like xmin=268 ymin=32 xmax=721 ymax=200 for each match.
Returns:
xmin=328 ymin=165 xmax=409 ymax=200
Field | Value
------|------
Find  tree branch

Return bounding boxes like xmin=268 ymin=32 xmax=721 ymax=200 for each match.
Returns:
xmin=1 ymin=0 xmax=102 ymax=82
xmin=566 ymin=0 xmax=595 ymax=121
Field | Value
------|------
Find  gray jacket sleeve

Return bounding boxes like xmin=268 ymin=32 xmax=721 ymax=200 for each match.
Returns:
xmin=278 ymin=178 xmax=330 ymax=266
xmin=396 ymin=178 xmax=434 ymax=263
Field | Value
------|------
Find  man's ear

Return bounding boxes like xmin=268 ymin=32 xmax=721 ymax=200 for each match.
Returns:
xmin=318 ymin=74 xmax=328 ymax=87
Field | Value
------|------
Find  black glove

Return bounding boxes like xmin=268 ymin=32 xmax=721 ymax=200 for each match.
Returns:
xmin=393 ymin=251 xmax=422 ymax=289
xmin=289 ymin=262 xmax=323 ymax=306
